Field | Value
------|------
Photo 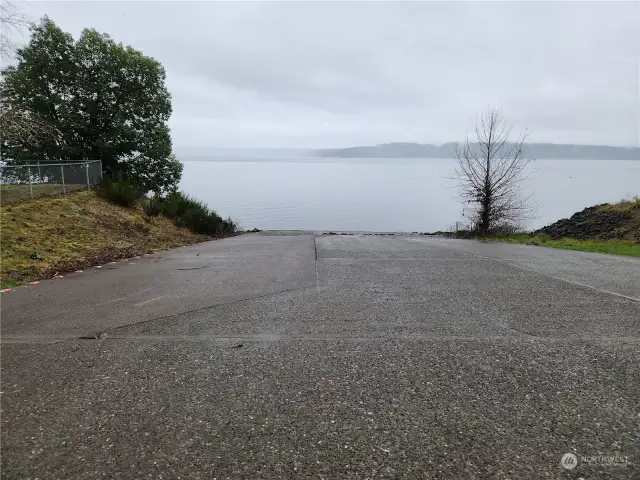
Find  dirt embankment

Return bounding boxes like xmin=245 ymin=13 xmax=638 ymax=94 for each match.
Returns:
xmin=536 ymin=200 xmax=640 ymax=241
xmin=1 ymin=191 xmax=215 ymax=285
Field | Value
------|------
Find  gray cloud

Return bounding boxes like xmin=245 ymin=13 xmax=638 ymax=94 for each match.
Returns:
xmin=17 ymin=1 xmax=640 ymax=148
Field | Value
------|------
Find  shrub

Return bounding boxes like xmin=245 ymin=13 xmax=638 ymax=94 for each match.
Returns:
xmin=143 ymin=191 xmax=235 ymax=236
xmin=133 ymin=218 xmax=150 ymax=233
xmin=161 ymin=192 xmax=208 ymax=218
xmin=220 ymin=217 xmax=237 ymax=233
xmin=142 ymin=196 xmax=164 ymax=217
xmin=98 ymin=177 xmax=146 ymax=208
xmin=176 ymin=207 xmax=221 ymax=235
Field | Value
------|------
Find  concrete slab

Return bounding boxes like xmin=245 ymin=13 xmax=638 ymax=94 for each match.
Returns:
xmin=1 ymin=235 xmax=316 ymax=337
xmin=1 ymin=233 xmax=638 ymax=478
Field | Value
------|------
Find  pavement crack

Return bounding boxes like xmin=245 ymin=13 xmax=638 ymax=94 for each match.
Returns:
xmin=77 ymin=332 xmax=109 ymax=340
xmin=102 ymin=284 xmax=315 ymax=336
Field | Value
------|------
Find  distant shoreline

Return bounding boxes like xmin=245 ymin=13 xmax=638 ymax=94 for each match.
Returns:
xmin=172 ymin=143 xmax=640 ymax=161
xmin=176 ymin=156 xmax=640 ymax=162
xmin=312 ymin=142 xmax=640 ymax=161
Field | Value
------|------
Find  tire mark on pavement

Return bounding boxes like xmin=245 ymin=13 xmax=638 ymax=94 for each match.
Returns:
xmin=134 ymin=296 xmax=167 ymax=307
xmin=429 ymin=241 xmax=640 ymax=303
xmin=96 ymin=287 xmax=153 ymax=306
xmin=475 ymin=253 xmax=640 ymax=303
xmin=98 ymin=284 xmax=317 ymax=338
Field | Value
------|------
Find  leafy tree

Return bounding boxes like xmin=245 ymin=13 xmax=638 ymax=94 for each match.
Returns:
xmin=121 ymin=151 xmax=183 ymax=195
xmin=1 ymin=17 xmax=180 ymax=193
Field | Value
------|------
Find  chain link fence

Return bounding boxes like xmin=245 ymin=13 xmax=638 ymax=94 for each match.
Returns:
xmin=0 ymin=160 xmax=103 ymax=204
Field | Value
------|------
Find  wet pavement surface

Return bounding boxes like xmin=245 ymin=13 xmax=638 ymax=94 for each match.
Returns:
xmin=2 ymin=233 xmax=639 ymax=479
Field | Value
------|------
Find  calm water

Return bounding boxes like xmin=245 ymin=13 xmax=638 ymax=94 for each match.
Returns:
xmin=180 ymin=157 xmax=640 ymax=232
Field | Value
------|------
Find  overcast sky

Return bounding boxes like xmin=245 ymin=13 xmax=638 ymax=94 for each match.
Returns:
xmin=14 ymin=1 xmax=640 ymax=148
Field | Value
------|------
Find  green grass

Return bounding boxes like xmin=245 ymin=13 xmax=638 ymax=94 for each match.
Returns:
xmin=490 ymin=234 xmax=640 ymax=257
xmin=0 ymin=279 xmax=20 ymax=290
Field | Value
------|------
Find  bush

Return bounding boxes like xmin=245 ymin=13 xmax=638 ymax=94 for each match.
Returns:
xmin=98 ymin=177 xmax=146 ymax=208
xmin=133 ymin=218 xmax=150 ymax=233
xmin=142 ymin=191 xmax=236 ymax=236
xmin=161 ymin=192 xmax=206 ymax=218
xmin=220 ymin=217 xmax=237 ymax=233
xmin=176 ymin=206 xmax=221 ymax=235
xmin=142 ymin=196 xmax=164 ymax=216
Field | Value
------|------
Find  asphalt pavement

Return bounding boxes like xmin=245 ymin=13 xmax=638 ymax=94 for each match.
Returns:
xmin=1 ymin=233 xmax=639 ymax=479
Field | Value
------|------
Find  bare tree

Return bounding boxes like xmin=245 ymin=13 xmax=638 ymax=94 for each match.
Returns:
xmin=0 ymin=106 xmax=61 ymax=156
xmin=451 ymin=108 xmax=536 ymax=235
xmin=1 ymin=0 xmax=31 ymax=63
xmin=0 ymin=100 xmax=63 ymax=163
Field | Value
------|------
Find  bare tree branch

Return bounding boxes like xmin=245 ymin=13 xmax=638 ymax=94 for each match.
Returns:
xmin=1 ymin=0 xmax=32 ymax=64
xmin=1 ymin=4 xmax=61 ymax=162
xmin=450 ymin=108 xmax=537 ymax=234
xmin=0 ymin=105 xmax=60 ymax=145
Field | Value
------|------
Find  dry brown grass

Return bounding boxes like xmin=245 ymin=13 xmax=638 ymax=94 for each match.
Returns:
xmin=598 ymin=195 xmax=640 ymax=212
xmin=0 ymin=184 xmax=89 ymax=204
xmin=1 ymin=190 xmax=208 ymax=286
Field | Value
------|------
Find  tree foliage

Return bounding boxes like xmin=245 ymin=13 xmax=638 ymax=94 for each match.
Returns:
xmin=1 ymin=17 xmax=180 ymax=193
xmin=1 ymin=2 xmax=61 ymax=158
xmin=451 ymin=108 xmax=536 ymax=234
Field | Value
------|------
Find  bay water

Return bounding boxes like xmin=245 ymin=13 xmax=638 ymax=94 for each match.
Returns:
xmin=180 ymin=157 xmax=640 ymax=232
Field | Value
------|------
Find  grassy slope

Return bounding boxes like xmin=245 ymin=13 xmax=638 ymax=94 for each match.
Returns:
xmin=1 ymin=190 xmax=208 ymax=287
xmin=492 ymin=198 xmax=640 ymax=257
xmin=491 ymin=234 xmax=640 ymax=257
xmin=1 ymin=184 xmax=87 ymax=205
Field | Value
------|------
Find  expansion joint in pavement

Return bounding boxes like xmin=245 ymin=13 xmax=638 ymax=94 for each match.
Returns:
xmin=313 ymin=235 xmax=319 ymax=286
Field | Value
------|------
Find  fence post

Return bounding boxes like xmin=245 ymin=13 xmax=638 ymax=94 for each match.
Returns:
xmin=38 ymin=161 xmax=41 ymax=182
xmin=61 ymin=165 xmax=66 ymax=194
xmin=85 ymin=162 xmax=90 ymax=189
xmin=28 ymin=165 xmax=33 ymax=199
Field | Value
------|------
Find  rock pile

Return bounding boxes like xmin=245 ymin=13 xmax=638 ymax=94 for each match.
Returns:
xmin=536 ymin=204 xmax=639 ymax=240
